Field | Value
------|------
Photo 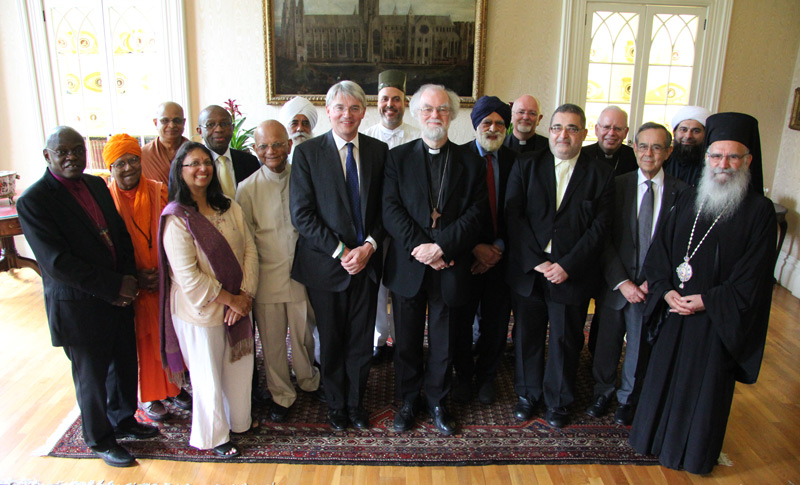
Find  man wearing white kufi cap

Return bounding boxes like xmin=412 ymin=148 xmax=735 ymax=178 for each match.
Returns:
xmin=278 ymin=96 xmax=318 ymax=162
xmin=663 ymin=105 xmax=712 ymax=186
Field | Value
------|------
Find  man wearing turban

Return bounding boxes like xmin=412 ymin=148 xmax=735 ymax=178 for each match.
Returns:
xmin=663 ymin=105 xmax=712 ymax=187
xmin=629 ymin=113 xmax=776 ymax=474
xmin=103 ymin=134 xmax=191 ymax=421
xmin=279 ymin=96 xmax=318 ymax=163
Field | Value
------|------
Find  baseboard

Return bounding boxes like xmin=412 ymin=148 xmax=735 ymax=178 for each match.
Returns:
xmin=775 ymin=250 xmax=800 ymax=298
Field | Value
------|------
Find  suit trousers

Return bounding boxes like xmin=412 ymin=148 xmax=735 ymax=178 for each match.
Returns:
xmin=592 ymin=300 xmax=645 ymax=405
xmin=173 ymin=316 xmax=253 ymax=450
xmin=63 ymin=319 xmax=138 ymax=449
xmin=511 ymin=273 xmax=590 ymax=408
xmin=393 ymin=268 xmax=457 ymax=409
xmin=306 ymin=272 xmax=378 ymax=410
xmin=451 ymin=264 xmax=511 ymax=387
xmin=254 ymin=301 xmax=320 ymax=408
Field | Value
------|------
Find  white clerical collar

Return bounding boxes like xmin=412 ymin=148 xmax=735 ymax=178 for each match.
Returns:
xmin=518 ymin=139 xmax=527 ymax=145
xmin=638 ymin=167 xmax=665 ymax=187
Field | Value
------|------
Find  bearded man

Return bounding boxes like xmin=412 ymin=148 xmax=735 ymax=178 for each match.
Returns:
xmin=279 ymin=96 xmax=318 ymax=162
xmin=662 ymin=106 xmax=711 ymax=187
xmin=629 ymin=112 xmax=776 ymax=475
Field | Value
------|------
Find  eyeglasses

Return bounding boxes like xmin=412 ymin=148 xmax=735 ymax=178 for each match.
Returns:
xmin=110 ymin=156 xmax=141 ymax=170
xmin=706 ymin=152 xmax=750 ymax=163
xmin=331 ymin=105 xmax=364 ymax=115
xmin=420 ymin=105 xmax=450 ymax=115
xmin=549 ymin=124 xmax=582 ymax=134
xmin=159 ymin=117 xmax=186 ymax=126
xmin=480 ymin=120 xmax=506 ymax=130
xmin=255 ymin=142 xmax=287 ymax=151
xmin=202 ymin=121 xmax=233 ymax=130
xmin=637 ymin=143 xmax=665 ymax=154
xmin=47 ymin=147 xmax=87 ymax=157
xmin=182 ymin=160 xmax=214 ymax=168
xmin=514 ymin=110 xmax=539 ymax=118
xmin=597 ymin=124 xmax=626 ymax=134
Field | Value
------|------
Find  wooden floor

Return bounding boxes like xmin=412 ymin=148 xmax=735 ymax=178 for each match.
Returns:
xmin=1 ymin=268 xmax=799 ymax=484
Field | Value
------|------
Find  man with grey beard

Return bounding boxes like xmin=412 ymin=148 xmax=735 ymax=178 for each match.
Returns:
xmin=278 ymin=96 xmax=318 ymax=163
xmin=630 ymin=112 xmax=776 ymax=475
xmin=451 ymin=96 xmax=516 ymax=405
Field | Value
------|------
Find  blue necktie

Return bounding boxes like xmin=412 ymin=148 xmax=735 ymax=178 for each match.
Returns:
xmin=345 ymin=142 xmax=363 ymax=244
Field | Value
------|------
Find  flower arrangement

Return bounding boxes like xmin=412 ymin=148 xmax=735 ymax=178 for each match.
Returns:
xmin=224 ymin=98 xmax=255 ymax=152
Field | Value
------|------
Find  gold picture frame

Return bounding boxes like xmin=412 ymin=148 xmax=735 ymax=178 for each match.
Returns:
xmin=263 ymin=0 xmax=487 ymax=106
xmin=790 ymin=87 xmax=800 ymax=131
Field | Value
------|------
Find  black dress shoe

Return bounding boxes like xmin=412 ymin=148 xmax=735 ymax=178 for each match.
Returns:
xmin=430 ymin=405 xmax=457 ymax=436
xmin=393 ymin=400 xmax=417 ymax=432
xmin=513 ymin=396 xmax=536 ymax=421
xmin=168 ymin=389 xmax=192 ymax=410
xmin=545 ymin=406 xmax=569 ymax=428
xmin=251 ymin=388 xmax=272 ymax=406
xmin=348 ymin=407 xmax=369 ymax=430
xmin=585 ymin=394 xmax=610 ymax=418
xmin=327 ymin=408 xmax=348 ymax=431
xmin=115 ymin=421 xmax=159 ymax=440
xmin=477 ymin=381 xmax=496 ymax=405
xmin=91 ymin=442 xmax=135 ymax=467
xmin=614 ymin=403 xmax=634 ymax=425
xmin=307 ymin=385 xmax=327 ymax=403
xmin=270 ymin=402 xmax=290 ymax=423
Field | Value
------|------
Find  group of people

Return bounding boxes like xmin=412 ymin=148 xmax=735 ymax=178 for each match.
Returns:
xmin=16 ymin=68 xmax=776 ymax=475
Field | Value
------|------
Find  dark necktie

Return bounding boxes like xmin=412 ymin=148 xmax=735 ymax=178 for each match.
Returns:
xmin=345 ymin=142 xmax=363 ymax=244
xmin=637 ymin=180 xmax=654 ymax=276
xmin=486 ymin=154 xmax=497 ymax=236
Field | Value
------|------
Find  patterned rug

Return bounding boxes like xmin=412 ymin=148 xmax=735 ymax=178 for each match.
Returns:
xmin=47 ymin=317 xmax=658 ymax=466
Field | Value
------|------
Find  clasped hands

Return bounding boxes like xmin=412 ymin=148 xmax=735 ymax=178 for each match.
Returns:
xmin=112 ymin=275 xmax=138 ymax=307
xmin=216 ymin=289 xmax=253 ymax=326
xmin=412 ymin=243 xmax=452 ymax=271
xmin=470 ymin=243 xmax=502 ymax=274
xmin=534 ymin=261 xmax=568 ymax=284
xmin=664 ymin=290 xmax=704 ymax=315
xmin=340 ymin=243 xmax=375 ymax=275
xmin=619 ymin=280 xmax=648 ymax=304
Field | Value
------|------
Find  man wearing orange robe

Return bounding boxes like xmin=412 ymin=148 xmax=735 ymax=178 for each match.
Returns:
xmin=141 ymin=102 xmax=189 ymax=183
xmin=104 ymin=134 xmax=191 ymax=420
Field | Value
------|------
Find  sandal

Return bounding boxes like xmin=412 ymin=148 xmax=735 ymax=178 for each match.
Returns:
xmin=212 ymin=441 xmax=240 ymax=458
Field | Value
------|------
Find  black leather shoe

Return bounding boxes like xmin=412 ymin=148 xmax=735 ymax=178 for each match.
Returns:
xmin=270 ymin=402 xmax=290 ymax=423
xmin=513 ymin=396 xmax=536 ymax=421
xmin=614 ymin=403 xmax=634 ymax=426
xmin=92 ymin=442 xmax=135 ymax=467
xmin=169 ymin=389 xmax=192 ymax=410
xmin=115 ymin=421 xmax=159 ymax=440
xmin=585 ymin=395 xmax=610 ymax=418
xmin=308 ymin=385 xmax=328 ymax=403
xmin=430 ymin=405 xmax=457 ymax=436
xmin=348 ymin=407 xmax=369 ymax=430
xmin=477 ymin=381 xmax=496 ymax=405
xmin=327 ymin=408 xmax=348 ymax=431
xmin=393 ymin=400 xmax=417 ymax=432
xmin=545 ymin=406 xmax=569 ymax=428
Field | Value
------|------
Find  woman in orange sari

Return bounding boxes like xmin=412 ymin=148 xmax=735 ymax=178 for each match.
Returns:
xmin=103 ymin=134 xmax=191 ymax=420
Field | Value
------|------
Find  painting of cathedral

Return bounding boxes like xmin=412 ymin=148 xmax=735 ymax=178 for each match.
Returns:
xmin=264 ymin=0 xmax=486 ymax=104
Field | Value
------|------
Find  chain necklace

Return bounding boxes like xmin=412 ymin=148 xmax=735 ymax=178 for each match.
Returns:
xmin=676 ymin=201 xmax=722 ymax=289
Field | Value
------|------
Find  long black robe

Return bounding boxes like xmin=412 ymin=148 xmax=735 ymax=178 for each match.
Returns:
xmin=629 ymin=189 xmax=776 ymax=474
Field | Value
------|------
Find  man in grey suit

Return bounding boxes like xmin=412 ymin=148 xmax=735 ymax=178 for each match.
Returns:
xmin=586 ymin=122 xmax=687 ymax=425
xmin=290 ymin=81 xmax=388 ymax=431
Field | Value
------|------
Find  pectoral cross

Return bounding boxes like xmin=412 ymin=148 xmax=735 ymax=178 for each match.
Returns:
xmin=431 ymin=208 xmax=441 ymax=229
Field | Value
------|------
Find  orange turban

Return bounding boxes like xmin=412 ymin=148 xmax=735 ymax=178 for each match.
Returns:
xmin=102 ymin=134 xmax=142 ymax=168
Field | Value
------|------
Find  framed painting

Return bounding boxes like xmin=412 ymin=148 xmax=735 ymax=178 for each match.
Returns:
xmin=263 ymin=0 xmax=487 ymax=106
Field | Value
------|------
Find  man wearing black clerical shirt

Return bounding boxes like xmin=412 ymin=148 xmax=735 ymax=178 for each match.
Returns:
xmin=581 ymin=105 xmax=638 ymax=177
xmin=504 ymin=94 xmax=549 ymax=156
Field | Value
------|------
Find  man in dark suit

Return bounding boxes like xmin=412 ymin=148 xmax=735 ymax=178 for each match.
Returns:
xmin=587 ymin=122 xmax=687 ymax=425
xmin=290 ymin=81 xmax=387 ymax=431
xmin=581 ymin=106 xmax=637 ymax=177
xmin=505 ymin=104 xmax=614 ymax=428
xmin=383 ymin=84 xmax=488 ymax=435
xmin=503 ymin=94 xmax=548 ymax=156
xmin=196 ymin=105 xmax=261 ymax=198
xmin=452 ymin=95 xmax=515 ymax=405
xmin=17 ymin=126 xmax=159 ymax=467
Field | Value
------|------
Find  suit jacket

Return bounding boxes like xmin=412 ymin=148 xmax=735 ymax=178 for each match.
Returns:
xmin=505 ymin=150 xmax=615 ymax=305
xmin=463 ymin=140 xmax=516 ymax=248
xmin=230 ymin=148 xmax=261 ymax=184
xmin=16 ymin=170 xmax=136 ymax=346
xmin=290 ymin=131 xmax=387 ymax=291
xmin=383 ymin=139 xmax=489 ymax=306
xmin=503 ymin=133 xmax=549 ymax=157
xmin=600 ymin=170 xmax=688 ymax=310
xmin=581 ymin=143 xmax=638 ymax=177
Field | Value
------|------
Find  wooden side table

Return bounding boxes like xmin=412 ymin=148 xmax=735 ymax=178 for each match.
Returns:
xmin=0 ymin=199 xmax=40 ymax=275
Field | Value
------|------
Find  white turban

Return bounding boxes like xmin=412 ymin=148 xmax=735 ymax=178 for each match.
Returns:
xmin=671 ymin=106 xmax=712 ymax=131
xmin=278 ymin=96 xmax=318 ymax=131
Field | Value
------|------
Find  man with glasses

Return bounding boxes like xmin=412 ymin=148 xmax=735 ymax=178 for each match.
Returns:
xmin=504 ymin=94 xmax=548 ymax=156
xmin=290 ymin=81 xmax=388 ymax=431
xmin=581 ymin=106 xmax=637 ymax=177
xmin=141 ymin=101 xmax=189 ymax=184
xmin=586 ymin=123 xmax=686 ymax=426
xmin=196 ymin=105 xmax=260 ymax=199
xmin=505 ymin=104 xmax=614 ymax=428
xmin=17 ymin=127 xmax=159 ymax=467
xmin=383 ymin=84 xmax=488 ymax=435
xmin=236 ymin=120 xmax=322 ymax=424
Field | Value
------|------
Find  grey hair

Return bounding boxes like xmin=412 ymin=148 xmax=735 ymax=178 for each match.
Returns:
xmin=409 ymin=84 xmax=460 ymax=120
xmin=325 ymin=80 xmax=367 ymax=108
xmin=634 ymin=122 xmax=672 ymax=146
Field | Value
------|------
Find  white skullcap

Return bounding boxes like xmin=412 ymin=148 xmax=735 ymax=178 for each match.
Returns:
xmin=671 ymin=106 xmax=712 ymax=131
xmin=278 ymin=96 xmax=318 ymax=131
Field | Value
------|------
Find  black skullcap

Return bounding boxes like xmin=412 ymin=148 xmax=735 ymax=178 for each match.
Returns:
xmin=470 ymin=96 xmax=511 ymax=130
xmin=378 ymin=70 xmax=406 ymax=93
xmin=704 ymin=112 xmax=764 ymax=194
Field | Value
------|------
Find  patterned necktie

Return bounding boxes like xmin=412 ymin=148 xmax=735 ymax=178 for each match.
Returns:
xmin=637 ymin=180 xmax=654 ymax=277
xmin=486 ymin=154 xmax=498 ymax=236
xmin=217 ymin=155 xmax=236 ymax=199
xmin=345 ymin=142 xmax=363 ymax=244
xmin=555 ymin=160 xmax=570 ymax=210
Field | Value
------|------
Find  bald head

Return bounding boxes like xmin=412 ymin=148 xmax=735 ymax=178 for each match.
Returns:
xmin=196 ymin=105 xmax=233 ymax=155
xmin=154 ymin=101 xmax=186 ymax=144
xmin=43 ymin=126 xmax=86 ymax=180
xmin=594 ymin=106 xmax=629 ymax=154
xmin=253 ymin=120 xmax=291 ymax=173
xmin=511 ymin=95 xmax=543 ymax=140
